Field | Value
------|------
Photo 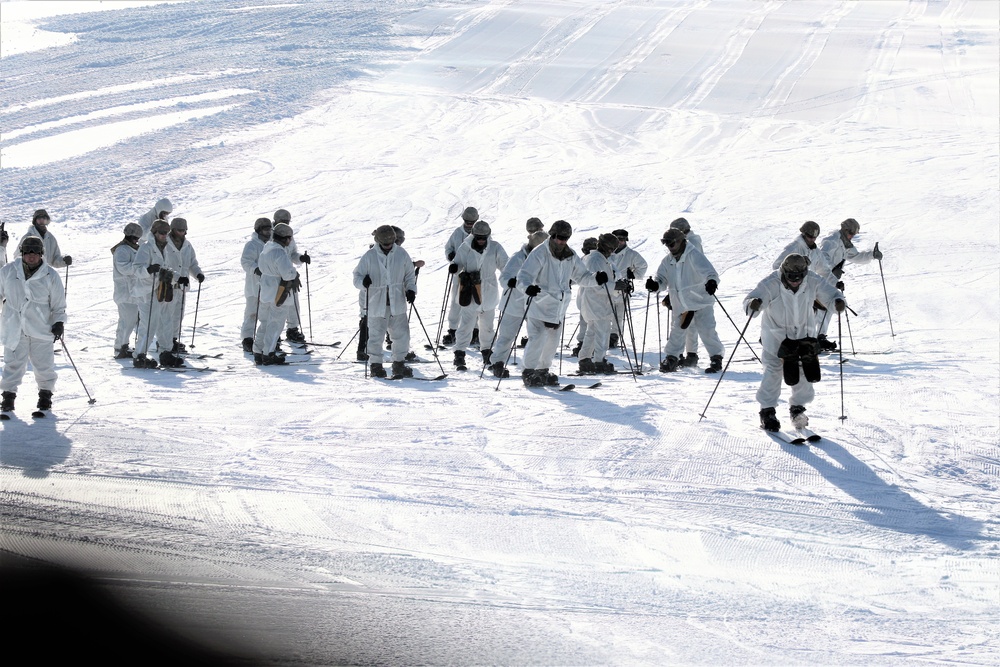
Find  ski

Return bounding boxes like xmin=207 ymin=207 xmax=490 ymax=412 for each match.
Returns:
xmin=794 ymin=427 xmax=822 ymax=442
xmin=386 ymin=374 xmax=448 ymax=381
xmin=763 ymin=427 xmax=808 ymax=445
xmin=305 ymin=341 xmax=341 ymax=348
xmin=32 ymin=410 xmax=50 ymax=419
xmin=178 ymin=352 xmax=223 ymax=359
xmin=0 ymin=413 xmax=10 ymax=421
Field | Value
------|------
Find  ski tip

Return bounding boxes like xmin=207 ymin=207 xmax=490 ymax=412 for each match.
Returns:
xmin=560 ymin=384 xmax=576 ymax=391
xmin=88 ymin=399 xmax=97 ymax=404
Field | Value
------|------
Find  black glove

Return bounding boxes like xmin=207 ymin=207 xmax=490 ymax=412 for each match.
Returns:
xmin=749 ymin=298 xmax=762 ymax=313
xmin=146 ymin=264 xmax=161 ymax=274
xmin=525 ymin=285 xmax=541 ymax=297
xmin=0 ymin=229 xmax=8 ymax=244
xmin=51 ymin=321 xmax=64 ymax=340
xmin=254 ymin=268 xmax=262 ymax=277
xmin=507 ymin=277 xmax=517 ymax=289
xmin=626 ymin=268 xmax=635 ymax=280
xmin=196 ymin=273 xmax=205 ymax=283
xmin=872 ymin=243 xmax=883 ymax=260
xmin=835 ymin=281 xmax=845 ymax=291
xmin=595 ymin=271 xmax=608 ymax=285
xmin=705 ymin=279 xmax=717 ymax=295
xmin=300 ymin=253 xmax=311 ymax=264
xmin=663 ymin=294 xmax=671 ymax=309
xmin=362 ymin=274 xmax=372 ymax=288
xmin=448 ymin=263 xmax=459 ymax=274
xmin=405 ymin=289 xmax=416 ymax=304
xmin=178 ymin=276 xmax=190 ymax=287
xmin=645 ymin=277 xmax=659 ymax=292
xmin=447 ymin=251 xmax=456 ymax=261
xmin=835 ymin=299 xmax=846 ymax=312
xmin=63 ymin=256 xmax=72 ymax=266
xmin=614 ymin=279 xmax=630 ymax=292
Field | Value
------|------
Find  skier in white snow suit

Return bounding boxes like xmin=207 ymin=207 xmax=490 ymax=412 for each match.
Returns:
xmin=744 ymin=253 xmax=845 ymax=433
xmin=441 ymin=207 xmax=478 ymax=345
xmin=240 ymin=217 xmax=272 ymax=352
xmin=607 ymin=229 xmax=647 ymax=351
xmin=273 ymin=208 xmax=310 ymax=345
xmin=160 ymin=217 xmax=204 ymax=357
xmin=0 ymin=236 xmax=67 ymax=416
xmin=645 ymin=228 xmax=725 ymax=374
xmin=516 ymin=220 xmax=607 ymax=387
xmin=353 ymin=225 xmax=417 ymax=378
xmin=815 ymin=217 xmax=882 ymax=350
xmin=254 ymin=223 xmax=299 ymax=365
xmin=670 ymin=217 xmax=705 ymax=367
xmin=450 ymin=220 xmax=509 ymax=370
xmin=138 ymin=198 xmax=173 ymax=238
xmin=111 ymin=223 xmax=143 ymax=359
xmin=131 ymin=219 xmax=180 ymax=368
xmin=578 ymin=233 xmax=625 ymax=375
xmin=490 ymin=230 xmax=548 ymax=378
xmin=21 ymin=209 xmax=71 ymax=269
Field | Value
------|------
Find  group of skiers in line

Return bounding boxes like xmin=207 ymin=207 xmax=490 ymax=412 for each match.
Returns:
xmin=1 ymin=200 xmax=883 ymax=432
xmin=347 ymin=206 xmax=884 ymax=432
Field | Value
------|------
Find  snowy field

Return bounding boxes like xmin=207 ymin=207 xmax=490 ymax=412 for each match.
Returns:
xmin=1 ymin=0 xmax=999 ymax=664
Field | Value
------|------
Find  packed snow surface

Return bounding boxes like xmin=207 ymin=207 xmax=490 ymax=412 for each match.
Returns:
xmin=1 ymin=1 xmax=998 ymax=664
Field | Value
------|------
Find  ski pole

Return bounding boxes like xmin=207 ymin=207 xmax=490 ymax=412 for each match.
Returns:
xmin=496 ymin=296 xmax=532 ymax=391
xmin=251 ymin=283 xmax=261 ymax=352
xmin=558 ymin=315 xmax=566 ymax=375
xmin=480 ymin=288 xmax=513 ymax=379
xmin=845 ymin=306 xmax=856 ymax=356
xmin=875 ymin=243 xmax=894 ymax=337
xmin=364 ymin=285 xmax=370 ymax=378
xmin=305 ymin=254 xmax=313 ymax=341
xmin=409 ymin=302 xmax=448 ymax=377
xmin=434 ymin=269 xmax=453 ymax=348
xmin=699 ymin=313 xmax=753 ymax=421
xmin=336 ymin=325 xmax=361 ymax=360
xmin=623 ymin=290 xmax=639 ymax=366
xmin=714 ymin=294 xmax=761 ymax=363
xmin=190 ymin=280 xmax=202 ymax=348
xmin=838 ymin=309 xmax=847 ymax=421
xmin=655 ymin=291 xmax=663 ymax=367
xmin=60 ymin=336 xmax=96 ymax=405
xmin=641 ymin=291 xmax=650 ymax=368
xmin=175 ymin=284 xmax=187 ymax=347
xmin=604 ymin=284 xmax=637 ymax=382
xmin=64 ymin=265 xmax=70 ymax=298
xmin=141 ymin=271 xmax=157 ymax=356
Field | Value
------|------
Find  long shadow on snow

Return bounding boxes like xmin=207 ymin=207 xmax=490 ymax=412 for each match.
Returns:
xmin=784 ymin=437 xmax=984 ymax=551
xmin=0 ymin=416 xmax=72 ymax=479
xmin=533 ymin=387 xmax=660 ymax=437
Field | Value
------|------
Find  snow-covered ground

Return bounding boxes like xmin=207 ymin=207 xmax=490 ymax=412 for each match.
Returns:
xmin=2 ymin=0 xmax=998 ymax=664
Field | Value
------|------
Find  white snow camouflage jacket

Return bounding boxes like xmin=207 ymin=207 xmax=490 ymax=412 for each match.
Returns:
xmin=0 ymin=259 xmax=67 ymax=350
xmin=258 ymin=240 xmax=298 ymax=305
xmin=241 ymin=234 xmax=266 ymax=299
xmin=652 ymin=244 xmax=719 ymax=312
xmin=22 ymin=224 xmax=69 ymax=269
xmin=517 ymin=241 xmax=599 ymax=324
xmin=772 ymin=235 xmax=832 ymax=276
xmin=743 ymin=270 xmax=844 ymax=353
xmin=818 ymin=230 xmax=875 ymax=279
xmin=454 ymin=236 xmax=509 ymax=311
xmin=353 ymin=244 xmax=416 ymax=318
xmin=580 ymin=251 xmax=619 ymax=322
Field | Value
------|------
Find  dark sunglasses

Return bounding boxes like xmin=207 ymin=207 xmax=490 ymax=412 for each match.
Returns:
xmin=473 ymin=234 xmax=489 ymax=241
xmin=552 ymin=234 xmax=570 ymax=241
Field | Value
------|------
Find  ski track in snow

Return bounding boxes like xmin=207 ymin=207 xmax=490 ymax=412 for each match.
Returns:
xmin=1 ymin=0 xmax=999 ymax=664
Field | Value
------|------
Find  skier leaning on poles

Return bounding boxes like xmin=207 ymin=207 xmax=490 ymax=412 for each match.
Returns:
xmin=254 ymin=223 xmax=298 ymax=366
xmin=607 ymin=228 xmax=647 ymax=349
xmin=131 ymin=219 xmax=178 ymax=369
xmin=645 ymin=228 xmax=725 ymax=374
xmin=489 ymin=229 xmax=548 ymax=378
xmin=273 ymin=208 xmax=310 ymax=345
xmin=162 ymin=217 xmax=204 ymax=356
xmin=440 ymin=207 xmax=478 ymax=346
xmin=669 ymin=217 xmax=704 ymax=368
xmin=450 ymin=220 xmax=509 ymax=371
xmin=815 ymin=217 xmax=882 ymax=350
xmin=353 ymin=225 xmax=417 ymax=379
xmin=1 ymin=236 xmax=67 ymax=417
xmin=516 ymin=220 xmax=607 ymax=388
xmin=240 ymin=217 xmax=272 ymax=352
xmin=745 ymin=253 xmax=845 ymax=433
xmin=577 ymin=233 xmax=624 ymax=375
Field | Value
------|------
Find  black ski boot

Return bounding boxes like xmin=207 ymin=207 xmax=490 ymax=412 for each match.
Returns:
xmin=133 ymin=354 xmax=158 ymax=369
xmin=679 ymin=352 xmax=698 ymax=368
xmin=391 ymin=361 xmax=413 ymax=378
xmin=522 ymin=369 xmax=543 ymax=387
xmin=369 ymin=362 xmax=387 ymax=378
xmin=471 ymin=328 xmax=480 ymax=347
xmin=520 ymin=336 xmax=529 ymax=348
xmin=609 ymin=333 xmax=619 ymax=349
xmin=817 ymin=334 xmax=837 ymax=352
xmin=481 ymin=349 xmax=492 ymax=365
xmin=254 ymin=353 xmax=265 ymax=366
xmin=357 ymin=351 xmax=369 ymax=362
xmin=578 ymin=358 xmax=597 ymax=375
xmin=242 ymin=337 xmax=254 ymax=353
xmin=37 ymin=390 xmax=53 ymax=411
xmin=760 ymin=407 xmax=781 ymax=432
xmin=571 ymin=342 xmax=582 ymax=357
xmin=544 ymin=371 xmax=559 ymax=386
xmin=286 ymin=327 xmax=307 ymax=344
xmin=441 ymin=329 xmax=456 ymax=345
xmin=659 ymin=355 xmax=679 ymax=373
xmin=595 ymin=359 xmax=616 ymax=374
xmin=159 ymin=351 xmax=185 ymax=368
xmin=490 ymin=362 xmax=510 ymax=378
xmin=1 ymin=391 xmax=15 ymax=413
xmin=262 ymin=352 xmax=288 ymax=366
xmin=454 ymin=350 xmax=467 ymax=370
xmin=115 ymin=345 xmax=132 ymax=360
xmin=790 ymin=405 xmax=809 ymax=429
xmin=404 ymin=351 xmax=417 ymax=362
xmin=172 ymin=338 xmax=187 ymax=354
xmin=704 ymin=355 xmax=723 ymax=374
